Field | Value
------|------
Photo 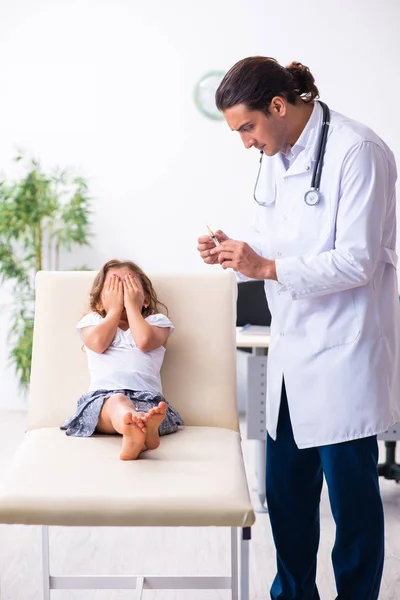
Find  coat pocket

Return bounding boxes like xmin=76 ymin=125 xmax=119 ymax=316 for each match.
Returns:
xmin=298 ymin=190 xmax=335 ymax=242
xmin=302 ymin=288 xmax=361 ymax=351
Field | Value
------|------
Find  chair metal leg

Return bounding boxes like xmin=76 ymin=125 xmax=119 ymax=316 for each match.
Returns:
xmin=378 ymin=441 xmax=400 ymax=482
xmin=39 ymin=524 xmax=243 ymax=598
xmin=240 ymin=527 xmax=251 ymax=600
xmin=42 ymin=526 xmax=50 ymax=600
xmin=231 ymin=527 xmax=239 ymax=600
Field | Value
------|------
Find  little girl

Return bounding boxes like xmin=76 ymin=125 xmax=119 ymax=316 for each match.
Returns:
xmin=61 ymin=259 xmax=184 ymax=460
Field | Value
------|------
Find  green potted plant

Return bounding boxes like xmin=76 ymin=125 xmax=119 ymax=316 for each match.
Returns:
xmin=0 ymin=154 xmax=92 ymax=391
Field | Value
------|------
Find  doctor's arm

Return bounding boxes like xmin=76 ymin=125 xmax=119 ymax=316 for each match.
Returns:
xmin=274 ymin=141 xmax=393 ymax=300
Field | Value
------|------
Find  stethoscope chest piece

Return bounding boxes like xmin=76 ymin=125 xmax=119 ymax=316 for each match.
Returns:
xmin=304 ymin=189 xmax=321 ymax=206
xmin=253 ymin=101 xmax=330 ymax=208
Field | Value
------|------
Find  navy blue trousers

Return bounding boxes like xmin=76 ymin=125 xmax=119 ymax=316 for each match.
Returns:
xmin=266 ymin=382 xmax=384 ymax=600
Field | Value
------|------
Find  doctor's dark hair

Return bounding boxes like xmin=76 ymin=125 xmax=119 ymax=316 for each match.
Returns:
xmin=215 ymin=57 xmax=319 ymax=115
xmin=89 ymin=259 xmax=168 ymax=318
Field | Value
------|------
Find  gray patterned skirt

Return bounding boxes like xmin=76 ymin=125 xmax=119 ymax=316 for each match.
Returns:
xmin=60 ymin=389 xmax=184 ymax=437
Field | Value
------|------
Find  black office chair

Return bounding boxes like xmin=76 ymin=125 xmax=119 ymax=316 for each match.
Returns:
xmin=378 ymin=433 xmax=400 ymax=483
xmin=236 ymin=280 xmax=271 ymax=328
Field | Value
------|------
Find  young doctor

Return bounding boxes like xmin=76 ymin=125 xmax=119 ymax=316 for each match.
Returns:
xmin=198 ymin=57 xmax=400 ymax=600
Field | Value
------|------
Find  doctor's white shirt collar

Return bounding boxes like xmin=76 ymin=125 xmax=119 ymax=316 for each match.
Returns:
xmin=281 ymin=100 xmax=321 ymax=167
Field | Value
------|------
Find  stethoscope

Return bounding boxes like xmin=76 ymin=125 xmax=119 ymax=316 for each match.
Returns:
xmin=253 ymin=101 xmax=331 ymax=207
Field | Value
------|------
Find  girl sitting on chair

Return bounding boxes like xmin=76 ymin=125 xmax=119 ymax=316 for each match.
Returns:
xmin=61 ymin=259 xmax=184 ymax=460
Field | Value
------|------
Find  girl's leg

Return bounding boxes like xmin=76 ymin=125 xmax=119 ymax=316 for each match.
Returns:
xmin=96 ymin=393 xmax=147 ymax=460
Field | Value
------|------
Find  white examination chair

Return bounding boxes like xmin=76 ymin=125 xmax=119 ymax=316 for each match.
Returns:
xmin=0 ymin=270 xmax=255 ymax=599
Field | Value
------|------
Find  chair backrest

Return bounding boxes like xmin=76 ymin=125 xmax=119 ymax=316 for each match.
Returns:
xmin=26 ymin=270 xmax=239 ymax=432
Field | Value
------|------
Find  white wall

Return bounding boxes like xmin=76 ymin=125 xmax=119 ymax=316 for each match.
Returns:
xmin=0 ymin=0 xmax=399 ymax=408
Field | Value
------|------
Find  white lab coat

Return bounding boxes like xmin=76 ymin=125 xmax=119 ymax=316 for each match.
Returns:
xmin=249 ymin=102 xmax=400 ymax=448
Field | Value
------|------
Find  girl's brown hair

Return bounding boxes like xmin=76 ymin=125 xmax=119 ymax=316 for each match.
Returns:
xmin=216 ymin=56 xmax=319 ymax=116
xmin=90 ymin=259 xmax=167 ymax=318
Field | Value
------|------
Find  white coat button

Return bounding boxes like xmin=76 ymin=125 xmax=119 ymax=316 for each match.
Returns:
xmin=305 ymin=165 xmax=310 ymax=171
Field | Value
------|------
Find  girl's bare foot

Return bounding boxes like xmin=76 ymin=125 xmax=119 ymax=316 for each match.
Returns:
xmin=143 ymin=402 xmax=167 ymax=450
xmin=120 ymin=412 xmax=146 ymax=460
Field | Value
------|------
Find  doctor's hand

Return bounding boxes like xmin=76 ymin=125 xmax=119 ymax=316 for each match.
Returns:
xmin=197 ymin=230 xmax=229 ymax=264
xmin=210 ymin=240 xmax=277 ymax=281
